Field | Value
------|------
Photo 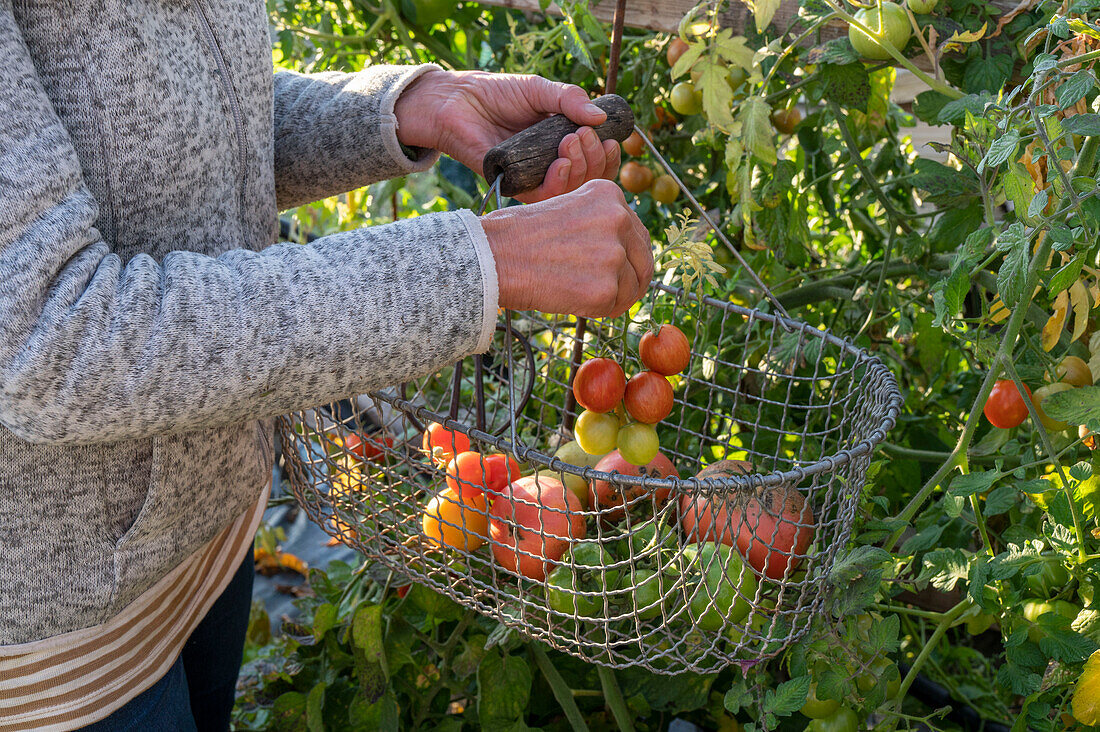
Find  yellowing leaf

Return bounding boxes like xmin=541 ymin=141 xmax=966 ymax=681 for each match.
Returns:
xmin=715 ymin=29 xmax=755 ymax=70
xmin=947 ymin=22 xmax=988 ymax=44
xmin=744 ymin=0 xmax=782 ymax=33
xmin=699 ymin=62 xmax=736 ymax=131
xmin=1043 ymin=290 xmax=1069 ymax=351
xmin=990 ymin=297 xmax=1011 ymax=324
xmin=739 ymin=96 xmax=777 ymax=166
xmin=671 ymin=41 xmax=706 ymax=79
xmin=1073 ymin=649 xmax=1100 ymax=725
xmin=1071 ymin=280 xmax=1091 ymax=342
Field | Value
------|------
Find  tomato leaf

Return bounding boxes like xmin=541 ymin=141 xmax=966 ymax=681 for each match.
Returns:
xmin=313 ymin=602 xmax=337 ymax=640
xmin=763 ymin=676 xmax=810 ymax=716
xmin=723 ymin=684 xmax=753 ymax=714
xmin=306 ymin=682 xmax=326 ymax=732
xmin=912 ymin=159 xmax=980 ymax=206
xmin=671 ymin=42 xmax=705 ymax=79
xmin=477 ymin=650 xmax=533 ymax=730
xmin=985 ymin=129 xmax=1021 ymax=168
xmin=1063 ymin=113 xmax=1100 ymax=135
xmin=938 ymin=93 xmax=996 ymax=124
xmin=715 ymin=29 xmax=755 ymax=69
xmin=985 ymin=484 xmax=1019 ymax=516
xmin=272 ymin=692 xmax=308 ymax=731
xmin=1002 ymin=163 xmax=1037 ymax=222
xmin=949 ymin=470 xmax=998 ymax=497
xmin=1043 ymin=385 xmax=1100 ymax=424
xmin=964 ymin=54 xmax=1013 ymax=94
xmin=739 ymin=96 xmax=777 ymax=165
xmin=1058 ymin=69 xmax=1096 ymax=108
xmin=822 ymin=62 xmax=871 ymax=111
xmin=918 ymin=548 xmax=971 ymax=590
xmin=353 ymin=603 xmax=385 ymax=658
xmin=699 ymin=62 xmax=736 ymax=132
xmin=807 ymin=38 xmax=859 ymax=66
xmin=995 ymin=222 xmax=1031 ymax=307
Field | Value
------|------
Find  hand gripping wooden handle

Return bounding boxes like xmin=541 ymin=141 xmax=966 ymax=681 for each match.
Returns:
xmin=482 ymin=94 xmax=635 ymax=198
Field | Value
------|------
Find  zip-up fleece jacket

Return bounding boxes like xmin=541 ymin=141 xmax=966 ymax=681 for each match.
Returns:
xmin=0 ymin=0 xmax=498 ymax=645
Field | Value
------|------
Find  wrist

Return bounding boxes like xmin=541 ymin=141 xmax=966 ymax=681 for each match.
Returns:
xmin=394 ymin=68 xmax=461 ymax=152
xmin=480 ymin=209 xmax=529 ymax=311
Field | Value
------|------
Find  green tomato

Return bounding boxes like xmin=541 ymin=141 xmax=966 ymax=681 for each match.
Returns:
xmin=807 ymin=708 xmax=859 ymax=732
xmin=624 ymin=569 xmax=665 ymax=620
xmin=622 ymin=517 xmax=678 ymax=559
xmin=399 ymin=0 xmax=457 ymax=25
xmin=617 ymin=422 xmax=659 ymax=466
xmin=546 ymin=542 xmax=618 ymax=617
xmin=1026 ymin=555 xmax=1071 ymax=596
xmin=847 ymin=2 xmax=912 ymax=61
xmin=1034 ymin=382 xmax=1074 ymax=432
xmin=575 ymin=410 xmax=619 ymax=455
xmin=965 ymin=610 xmax=995 ymax=635
xmin=681 ymin=542 xmax=756 ymax=631
xmin=856 ymin=657 xmax=901 ymax=698
xmin=800 ymin=683 xmax=841 ymax=719
xmin=1022 ymin=598 xmax=1081 ymax=642
xmin=670 ymin=81 xmax=703 ymax=115
xmin=906 ymin=0 xmax=938 ymax=13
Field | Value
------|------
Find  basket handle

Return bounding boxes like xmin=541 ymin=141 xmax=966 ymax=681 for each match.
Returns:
xmin=482 ymin=94 xmax=635 ymax=198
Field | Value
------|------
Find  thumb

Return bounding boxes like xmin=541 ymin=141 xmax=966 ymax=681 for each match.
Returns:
xmin=530 ymin=77 xmax=607 ymax=127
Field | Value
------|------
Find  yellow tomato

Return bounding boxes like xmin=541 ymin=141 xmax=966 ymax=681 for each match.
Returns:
xmin=422 ymin=487 xmax=488 ymax=551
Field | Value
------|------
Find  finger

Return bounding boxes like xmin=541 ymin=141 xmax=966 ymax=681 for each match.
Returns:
xmin=519 ymin=158 xmax=572 ymax=203
xmin=530 ymin=77 xmax=606 ymax=126
xmin=621 ymin=209 xmax=654 ymax=292
xmin=577 ymin=128 xmax=607 ymax=181
xmin=563 ymin=133 xmax=590 ymax=192
xmin=611 ymin=262 xmax=642 ymax=318
xmin=602 ymin=139 xmax=621 ymax=180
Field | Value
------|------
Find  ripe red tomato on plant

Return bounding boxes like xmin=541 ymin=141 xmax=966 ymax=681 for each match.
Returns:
xmin=639 ymin=324 xmax=691 ymax=375
xmin=423 ymin=422 xmax=471 ymax=464
xmin=624 ymin=371 xmax=675 ymax=424
xmin=572 ymin=358 xmax=626 ymax=413
xmin=444 ymin=451 xmax=489 ymax=499
xmin=622 ymin=131 xmax=645 ymax=157
xmin=983 ymin=379 xmax=1032 ymax=429
xmin=483 ymin=453 xmax=521 ymax=496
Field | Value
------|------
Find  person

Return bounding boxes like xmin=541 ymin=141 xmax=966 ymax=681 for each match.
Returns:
xmin=0 ymin=2 xmax=653 ymax=730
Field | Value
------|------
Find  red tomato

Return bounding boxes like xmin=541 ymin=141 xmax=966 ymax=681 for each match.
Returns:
xmin=983 ymin=380 xmax=1032 ymax=429
xmin=624 ymin=371 xmax=674 ymax=424
xmin=589 ymin=449 xmax=678 ymax=523
xmin=396 ymin=584 xmax=411 ymax=599
xmin=639 ymin=325 xmax=691 ymax=376
xmin=445 ymin=451 xmax=489 ymax=499
xmin=343 ymin=433 xmax=393 ymax=462
xmin=483 ymin=453 xmax=521 ymax=496
xmin=573 ymin=358 xmax=627 ymax=413
xmin=423 ymin=422 xmax=471 ymax=464
xmin=488 ymin=476 xmax=586 ymax=581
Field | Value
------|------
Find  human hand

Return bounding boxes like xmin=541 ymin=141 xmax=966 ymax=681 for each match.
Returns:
xmin=395 ymin=70 xmax=621 ymax=203
xmin=480 ymin=179 xmax=653 ymax=318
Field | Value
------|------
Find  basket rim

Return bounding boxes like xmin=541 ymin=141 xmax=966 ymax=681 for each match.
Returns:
xmin=366 ymin=282 xmax=903 ymax=495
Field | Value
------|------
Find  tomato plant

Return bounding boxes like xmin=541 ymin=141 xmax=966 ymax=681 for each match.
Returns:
xmin=847 ymin=2 xmax=911 ymax=60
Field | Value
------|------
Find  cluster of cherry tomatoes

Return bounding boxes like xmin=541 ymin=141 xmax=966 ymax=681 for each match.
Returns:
xmin=572 ymin=324 xmax=690 ymax=467
xmin=983 ymin=354 xmax=1093 ymax=435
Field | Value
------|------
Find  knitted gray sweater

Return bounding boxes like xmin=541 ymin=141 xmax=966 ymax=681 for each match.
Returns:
xmin=0 ymin=0 xmax=497 ymax=645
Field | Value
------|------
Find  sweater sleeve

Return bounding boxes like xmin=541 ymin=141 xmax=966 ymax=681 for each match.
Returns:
xmin=0 ymin=5 xmax=498 ymax=446
xmin=272 ymin=64 xmax=443 ymax=210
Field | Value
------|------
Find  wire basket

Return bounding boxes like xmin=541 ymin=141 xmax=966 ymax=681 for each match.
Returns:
xmin=279 ymin=280 xmax=901 ymax=674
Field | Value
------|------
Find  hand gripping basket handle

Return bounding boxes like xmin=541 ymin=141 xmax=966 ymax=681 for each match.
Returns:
xmin=482 ymin=94 xmax=635 ymax=198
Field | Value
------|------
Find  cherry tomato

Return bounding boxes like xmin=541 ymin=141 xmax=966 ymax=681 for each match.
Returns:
xmin=342 ymin=433 xmax=393 ymax=462
xmin=573 ymin=358 xmax=627 ymax=413
xmin=800 ymin=683 xmax=841 ymax=719
xmin=639 ymin=325 xmax=691 ymax=375
xmin=907 ymin=0 xmax=938 ymax=12
xmin=624 ymin=371 xmax=674 ymax=424
xmin=770 ymin=107 xmax=803 ymax=135
xmin=650 ymin=175 xmax=679 ymax=204
xmin=444 ymin=451 xmax=488 ymax=499
xmin=807 ymin=707 xmax=859 ymax=732
xmin=669 ymin=81 xmax=703 ymax=115
xmin=483 ymin=453 xmax=522 ymax=496
xmin=617 ymin=422 xmax=660 ymax=466
xmin=983 ymin=379 xmax=1032 ymax=429
xmin=848 ymin=2 xmax=911 ymax=60
xmin=423 ymin=422 xmax=471 ymax=464
xmin=667 ymin=37 xmax=690 ymax=67
xmin=1023 ymin=598 xmax=1081 ymax=642
xmin=1034 ymin=382 xmax=1074 ymax=431
xmin=1026 ymin=554 xmax=1071 ymax=596
xmin=422 ymin=487 xmax=488 ymax=551
xmin=622 ymin=131 xmax=645 ymax=157
xmin=575 ymin=410 xmax=620 ymax=455
xmin=1058 ymin=355 xmax=1094 ymax=386
xmin=620 ymin=161 xmax=655 ymax=194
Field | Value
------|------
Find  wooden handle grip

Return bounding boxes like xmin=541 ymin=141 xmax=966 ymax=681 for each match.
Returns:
xmin=482 ymin=94 xmax=635 ymax=198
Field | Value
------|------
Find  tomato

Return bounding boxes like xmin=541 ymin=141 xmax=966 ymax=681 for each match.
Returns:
xmin=444 ymin=451 xmax=489 ymax=499
xmin=856 ymin=657 xmax=901 ymax=697
xmin=617 ymin=422 xmax=660 ymax=466
xmin=342 ymin=433 xmax=393 ymax=462
xmin=681 ymin=542 xmax=756 ymax=630
xmin=667 ymin=37 xmax=690 ymax=67
xmin=983 ymin=379 xmax=1032 ymax=429
xmin=546 ymin=542 xmax=618 ymax=617
xmin=806 ymin=708 xmax=859 ymax=732
xmin=483 ymin=453 xmax=521 ymax=496
xmin=422 ymin=487 xmax=489 ymax=552
xmin=399 ymin=0 xmax=456 ymax=26
xmin=622 ymin=517 xmax=678 ymax=558
xmin=489 ymin=476 xmax=586 ymax=581
xmin=907 ymin=0 xmax=938 ymax=12
xmin=1034 ymin=382 xmax=1074 ymax=431
xmin=625 ymin=568 xmax=665 ymax=620
xmin=396 ymin=584 xmax=411 ymax=599
xmin=1082 ymin=424 xmax=1099 ymax=449
xmin=800 ymin=683 xmax=841 ymax=719
xmin=573 ymin=358 xmax=627 ymax=413
xmin=848 ymin=2 xmax=912 ymax=61
xmin=639 ymin=324 xmax=691 ymax=375
xmin=622 ymin=131 xmax=645 ymax=157
xmin=680 ymin=460 xmax=755 ymax=544
xmin=1027 ymin=554 xmax=1071 ymax=596
xmin=423 ymin=422 xmax=471 ymax=464
xmin=548 ymin=440 xmax=607 ymax=508
xmin=624 ymin=371 xmax=674 ymax=424
xmin=770 ymin=107 xmax=803 ymax=135
xmin=590 ymin=449 xmax=678 ymax=523
xmin=575 ymin=410 xmax=620 ymax=455
xmin=670 ymin=81 xmax=703 ymax=116
xmin=650 ymin=175 xmax=679 ymax=204
xmin=966 ymin=611 xmax=995 ymax=635
xmin=620 ymin=161 xmax=655 ymax=194
xmin=1022 ymin=598 xmax=1081 ymax=642
xmin=1059 ymin=355 xmax=1094 ymax=386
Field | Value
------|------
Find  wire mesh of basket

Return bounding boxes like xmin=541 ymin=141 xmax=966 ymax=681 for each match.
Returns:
xmin=278 ymin=276 xmax=901 ymax=674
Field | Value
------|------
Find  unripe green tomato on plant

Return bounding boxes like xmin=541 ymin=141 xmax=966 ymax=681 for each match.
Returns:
xmin=806 ymin=707 xmax=859 ymax=732
xmin=670 ymin=81 xmax=704 ymax=116
xmin=1022 ymin=598 xmax=1081 ymax=642
xmin=906 ymin=0 xmax=938 ymax=14
xmin=847 ymin=2 xmax=912 ymax=61
xmin=1034 ymin=382 xmax=1074 ymax=432
xmin=800 ymin=683 xmax=841 ymax=719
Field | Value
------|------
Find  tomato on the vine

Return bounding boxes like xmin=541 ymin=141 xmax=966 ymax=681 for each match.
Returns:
xmin=907 ymin=0 xmax=938 ymax=13
xmin=620 ymin=161 xmax=655 ymax=194
xmin=639 ymin=324 xmax=691 ymax=375
xmin=423 ymin=422 xmax=471 ymax=464
xmin=622 ymin=131 xmax=645 ymax=157
xmin=624 ymin=371 xmax=674 ymax=424
xmin=848 ymin=2 xmax=911 ymax=61
xmin=806 ymin=707 xmax=859 ymax=732
xmin=617 ymin=422 xmax=660 ymax=466
xmin=669 ymin=81 xmax=703 ymax=115
xmin=983 ymin=379 xmax=1032 ymax=429
xmin=650 ymin=174 xmax=679 ymax=204
xmin=573 ymin=358 xmax=626 ymax=413
xmin=770 ymin=107 xmax=803 ymax=135
xmin=575 ymin=409 xmax=620 ymax=455
xmin=1058 ymin=355 xmax=1094 ymax=386
xmin=1034 ymin=382 xmax=1073 ymax=431
xmin=666 ymin=37 xmax=690 ymax=67
xmin=800 ymin=683 xmax=841 ymax=719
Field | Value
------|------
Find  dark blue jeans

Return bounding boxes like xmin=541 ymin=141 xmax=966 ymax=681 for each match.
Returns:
xmin=82 ymin=547 xmax=255 ymax=732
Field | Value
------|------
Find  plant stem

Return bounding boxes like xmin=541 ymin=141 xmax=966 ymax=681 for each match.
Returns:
xmin=596 ymin=666 xmax=635 ymax=732
xmin=531 ymin=645 xmax=591 ymax=732
xmin=1057 ymin=48 xmax=1100 ymax=68
xmin=880 ymin=442 xmax=1019 ymax=465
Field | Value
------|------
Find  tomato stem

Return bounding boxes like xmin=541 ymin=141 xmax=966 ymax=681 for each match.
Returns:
xmin=531 ymin=644 xmax=591 ymax=732
xmin=596 ymin=666 xmax=635 ymax=732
